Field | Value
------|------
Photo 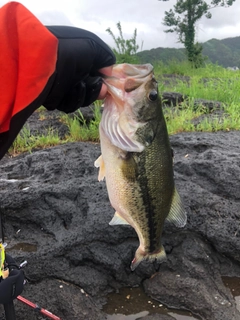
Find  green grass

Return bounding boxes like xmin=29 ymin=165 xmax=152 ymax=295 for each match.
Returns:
xmin=164 ymin=100 xmax=201 ymax=134
xmin=161 ymin=76 xmax=240 ymax=105
xmin=61 ymin=104 xmax=101 ymax=142
xmin=11 ymin=126 xmax=61 ymax=155
xmin=154 ymin=59 xmax=240 ymax=78
xmin=164 ymin=100 xmax=240 ymax=134
xmin=9 ymin=103 xmax=102 ymax=155
xmin=157 ymin=61 xmax=240 ymax=133
xmin=8 ymin=61 xmax=240 ymax=155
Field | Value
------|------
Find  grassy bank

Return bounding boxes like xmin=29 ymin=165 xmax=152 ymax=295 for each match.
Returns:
xmin=10 ymin=61 xmax=240 ymax=155
xmin=158 ymin=61 xmax=240 ymax=134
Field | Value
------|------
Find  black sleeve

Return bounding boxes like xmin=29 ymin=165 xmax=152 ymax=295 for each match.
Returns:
xmin=0 ymin=269 xmax=24 ymax=304
xmin=0 ymin=254 xmax=24 ymax=304
xmin=43 ymin=26 xmax=116 ymax=113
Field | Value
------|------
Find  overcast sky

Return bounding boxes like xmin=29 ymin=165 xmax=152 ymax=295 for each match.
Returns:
xmin=1 ymin=0 xmax=240 ymax=51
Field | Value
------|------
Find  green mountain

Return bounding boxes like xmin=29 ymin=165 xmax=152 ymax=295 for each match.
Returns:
xmin=137 ymin=36 xmax=240 ymax=68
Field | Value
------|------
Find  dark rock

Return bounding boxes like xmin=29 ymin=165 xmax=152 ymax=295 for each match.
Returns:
xmin=159 ymin=74 xmax=191 ymax=87
xmin=162 ymin=92 xmax=185 ymax=107
xmin=20 ymin=105 xmax=97 ymax=143
xmin=1 ymin=130 xmax=240 ymax=319
xmin=13 ymin=279 xmax=106 ymax=320
xmin=161 ymin=92 xmax=223 ymax=112
xmin=171 ymin=132 xmax=240 ymax=262
xmin=80 ymin=105 xmax=99 ymax=122
xmin=25 ymin=109 xmax=69 ymax=139
xmin=193 ymin=98 xmax=223 ymax=111
xmin=144 ymin=232 xmax=239 ymax=320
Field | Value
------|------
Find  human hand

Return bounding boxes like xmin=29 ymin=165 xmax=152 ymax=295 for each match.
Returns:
xmin=97 ymin=66 xmax=114 ymax=100
xmin=44 ymin=26 xmax=116 ymax=111
xmin=80 ymin=65 xmax=114 ymax=106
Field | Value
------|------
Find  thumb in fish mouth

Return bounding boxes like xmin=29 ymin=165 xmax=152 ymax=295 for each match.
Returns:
xmin=98 ymin=83 xmax=108 ymax=100
xmin=98 ymin=66 xmax=114 ymax=100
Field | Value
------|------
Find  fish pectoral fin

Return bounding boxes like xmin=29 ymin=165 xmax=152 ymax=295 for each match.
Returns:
xmin=109 ymin=211 xmax=130 ymax=226
xmin=131 ymin=245 xmax=167 ymax=271
xmin=94 ymin=155 xmax=105 ymax=181
xmin=166 ymin=187 xmax=187 ymax=228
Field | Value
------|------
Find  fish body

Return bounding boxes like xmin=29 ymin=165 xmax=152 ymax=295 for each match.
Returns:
xmin=95 ymin=64 xmax=186 ymax=270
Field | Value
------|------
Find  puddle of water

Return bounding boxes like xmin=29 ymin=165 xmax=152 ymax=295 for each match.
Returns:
xmin=222 ymin=276 xmax=240 ymax=312
xmin=103 ymin=286 xmax=200 ymax=320
xmin=106 ymin=311 xmax=149 ymax=320
xmin=7 ymin=242 xmax=37 ymax=252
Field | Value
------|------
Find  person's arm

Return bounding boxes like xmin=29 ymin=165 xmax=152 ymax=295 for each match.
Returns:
xmin=0 ymin=11 xmax=115 ymax=160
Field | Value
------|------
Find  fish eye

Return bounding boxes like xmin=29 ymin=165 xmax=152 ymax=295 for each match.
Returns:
xmin=148 ymin=90 xmax=158 ymax=102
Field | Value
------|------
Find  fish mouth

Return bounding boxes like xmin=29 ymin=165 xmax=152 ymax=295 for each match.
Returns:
xmin=103 ymin=63 xmax=154 ymax=95
xmin=100 ymin=63 xmax=155 ymax=152
xmin=111 ymin=63 xmax=153 ymax=78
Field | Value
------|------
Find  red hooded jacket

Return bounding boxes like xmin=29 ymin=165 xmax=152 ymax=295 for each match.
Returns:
xmin=0 ymin=2 xmax=115 ymax=160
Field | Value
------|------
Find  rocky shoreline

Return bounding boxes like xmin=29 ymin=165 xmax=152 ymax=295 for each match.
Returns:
xmin=1 ymin=123 xmax=240 ymax=319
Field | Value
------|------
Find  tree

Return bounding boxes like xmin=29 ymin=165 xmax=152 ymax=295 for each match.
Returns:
xmin=106 ymin=22 xmax=142 ymax=64
xmin=159 ymin=0 xmax=236 ymax=67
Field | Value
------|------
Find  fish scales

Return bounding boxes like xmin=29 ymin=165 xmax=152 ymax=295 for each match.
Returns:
xmin=95 ymin=63 xmax=187 ymax=270
xmin=132 ymin=113 xmax=174 ymax=253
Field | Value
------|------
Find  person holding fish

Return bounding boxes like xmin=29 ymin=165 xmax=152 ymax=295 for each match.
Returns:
xmin=0 ymin=0 xmax=115 ymax=309
xmin=0 ymin=0 xmax=187 ymax=313
xmin=0 ymin=1 xmax=116 ymax=161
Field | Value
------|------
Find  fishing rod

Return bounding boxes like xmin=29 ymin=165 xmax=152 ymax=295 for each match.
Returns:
xmin=17 ymin=296 xmax=61 ymax=320
xmin=0 ymin=213 xmax=61 ymax=320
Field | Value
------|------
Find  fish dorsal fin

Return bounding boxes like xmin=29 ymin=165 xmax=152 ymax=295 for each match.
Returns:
xmin=109 ymin=212 xmax=130 ymax=226
xmin=94 ymin=155 xmax=105 ymax=181
xmin=166 ymin=187 xmax=187 ymax=227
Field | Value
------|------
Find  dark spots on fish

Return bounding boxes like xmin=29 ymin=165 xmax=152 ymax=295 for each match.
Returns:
xmin=145 ymin=132 xmax=155 ymax=146
xmin=136 ymin=123 xmax=156 ymax=147
xmin=136 ymin=152 xmax=158 ymax=253
xmin=120 ymin=153 xmax=138 ymax=183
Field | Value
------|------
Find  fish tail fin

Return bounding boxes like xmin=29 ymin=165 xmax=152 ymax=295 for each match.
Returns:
xmin=130 ymin=245 xmax=167 ymax=271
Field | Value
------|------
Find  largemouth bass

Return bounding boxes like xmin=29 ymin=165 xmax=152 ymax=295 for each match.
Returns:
xmin=95 ymin=64 xmax=187 ymax=270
